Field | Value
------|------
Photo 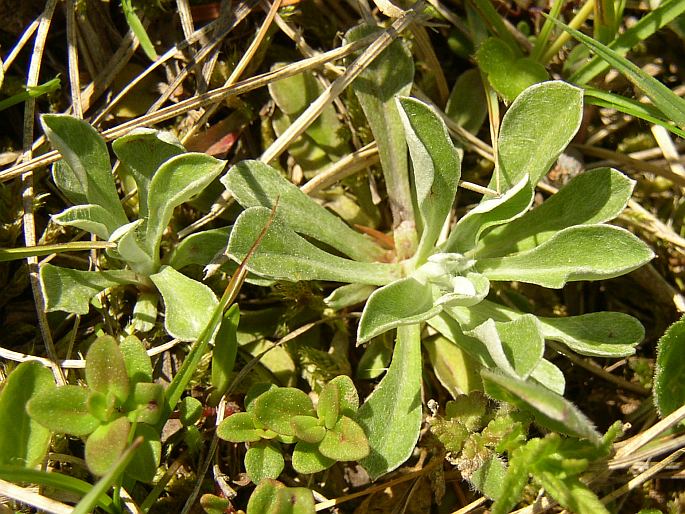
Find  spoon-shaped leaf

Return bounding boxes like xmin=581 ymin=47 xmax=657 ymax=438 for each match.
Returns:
xmin=476 ymin=225 xmax=654 ymax=288
xmin=228 ymin=207 xmax=400 ymax=286
xmin=52 ymin=204 xmax=122 ymax=240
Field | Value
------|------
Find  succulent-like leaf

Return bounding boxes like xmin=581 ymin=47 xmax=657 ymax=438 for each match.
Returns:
xmin=481 ymin=369 xmax=602 ymax=445
xmin=86 ymin=336 xmax=130 ymax=403
xmin=319 ymin=375 xmax=359 ymax=423
xmin=217 ymin=412 xmax=262 ymax=443
xmin=27 ymin=385 xmax=100 ymax=436
xmin=145 ymin=153 xmax=226 ymax=263
xmin=357 ymin=324 xmax=422 ymax=480
xmin=120 ymin=335 xmax=153 ymax=385
xmin=396 ymin=96 xmax=461 ymax=261
xmin=223 ymin=161 xmax=383 ymax=262
xmin=290 ymin=416 xmax=326 ymax=444
xmin=476 ymin=168 xmax=635 ymax=258
xmin=209 ymin=304 xmax=240 ymax=406
xmin=654 ymin=315 xmax=685 ymax=419
xmin=228 ymin=207 xmax=400 ymax=286
xmin=490 ymin=81 xmax=583 ymax=193
xmin=52 ymin=204 xmax=121 ymax=240
xmin=346 ymin=24 xmax=415 ymax=228
xmin=40 ymin=264 xmax=141 ymax=315
xmin=357 ymin=277 xmax=440 ymax=344
xmin=125 ymin=423 xmax=161 ymax=483
xmin=292 ymin=442 xmax=335 ymax=475
xmin=318 ymin=416 xmax=369 ymax=461
xmin=476 ymin=225 xmax=654 ymax=288
xmin=0 ymin=362 xmax=54 ymax=467
xmin=85 ymin=417 xmax=131 ymax=476
xmin=246 ymin=479 xmax=315 ymax=514
xmin=252 ymin=388 xmax=315 ymax=437
xmin=111 ymin=128 xmax=185 ymax=217
xmin=166 ymin=226 xmax=231 ymax=270
xmin=127 ymin=382 xmax=164 ymax=424
xmin=41 ymin=114 xmax=127 ymax=226
xmin=245 ymin=441 xmax=285 ymax=483
xmin=149 ymin=266 xmax=219 ymax=341
xmin=444 ymin=175 xmax=532 ymax=254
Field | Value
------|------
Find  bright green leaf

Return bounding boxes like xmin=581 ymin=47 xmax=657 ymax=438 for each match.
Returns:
xmin=217 ymin=412 xmax=262 ymax=443
xmin=209 ymin=304 xmax=240 ymax=407
xmin=246 ymin=479 xmax=315 ymax=514
xmin=424 ymin=334 xmax=483 ymax=397
xmin=290 ymin=416 xmax=326 ymax=444
xmin=292 ymin=442 xmax=335 ymax=475
xmin=654 ymin=315 xmax=685 ymax=419
xmin=120 ymin=335 xmax=153 ymax=384
xmin=27 ymin=385 xmax=100 ymax=436
xmin=86 ymin=336 xmax=130 ymax=403
xmin=125 ymin=423 xmax=161 ymax=483
xmin=245 ymin=441 xmax=285 ymax=483
xmin=0 ymin=362 xmax=54 ymax=467
xmin=84 ymin=417 xmax=131 ymax=476
xmin=167 ymin=226 xmax=231 ymax=270
xmin=252 ymin=388 xmax=315 ymax=437
xmin=318 ymin=416 xmax=369 ymax=461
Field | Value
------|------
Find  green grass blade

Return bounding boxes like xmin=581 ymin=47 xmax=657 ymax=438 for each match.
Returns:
xmin=570 ymin=0 xmax=685 ymax=85
xmin=0 ymin=466 xmax=115 ymax=513
xmin=121 ymin=0 xmax=158 ymax=61
xmin=0 ymin=76 xmax=61 ymax=112
xmin=584 ymin=88 xmax=685 ymax=139
xmin=546 ymin=15 xmax=685 ymax=129
xmin=0 ymin=241 xmax=116 ymax=262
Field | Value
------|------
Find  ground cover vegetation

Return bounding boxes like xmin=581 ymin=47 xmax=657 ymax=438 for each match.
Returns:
xmin=0 ymin=0 xmax=685 ymax=512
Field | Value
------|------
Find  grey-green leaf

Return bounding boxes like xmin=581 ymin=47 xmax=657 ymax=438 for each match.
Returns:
xmin=446 ymin=69 xmax=487 ymax=134
xmin=111 ymin=128 xmax=185 ymax=217
xmin=476 ymin=225 xmax=654 ymax=288
xmin=654 ymin=315 xmax=685 ymax=419
xmin=444 ymin=174 xmax=532 ymax=254
xmin=0 ymin=362 xmax=54 ymax=467
xmin=357 ymin=277 xmax=440 ymax=344
xmin=489 ymin=81 xmax=583 ymax=193
xmin=357 ymin=324 xmax=423 ymax=480
xmin=40 ymin=264 xmax=140 ymax=315
xmin=396 ymin=96 xmax=461 ymax=261
xmin=145 ymin=153 xmax=226 ymax=263
xmin=222 ymin=161 xmax=383 ymax=262
xmin=481 ymin=369 xmax=602 ymax=445
xmin=346 ymin=23 xmax=415 ymax=227
xmin=424 ymin=334 xmax=483 ymax=397
xmin=476 ymin=168 xmax=635 ymax=258
xmin=149 ymin=266 xmax=219 ymax=341
xmin=41 ymin=114 xmax=127 ymax=225
xmin=167 ymin=226 xmax=231 ymax=270
xmin=209 ymin=304 xmax=240 ymax=406
xmin=228 ymin=207 xmax=399 ymax=286
xmin=53 ymin=204 xmax=122 ymax=240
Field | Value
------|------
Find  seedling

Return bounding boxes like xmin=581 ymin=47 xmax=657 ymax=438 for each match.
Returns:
xmin=26 ymin=335 xmax=163 ymax=482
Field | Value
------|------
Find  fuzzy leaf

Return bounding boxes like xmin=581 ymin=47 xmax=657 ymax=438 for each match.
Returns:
xmin=27 ymin=385 xmax=100 ymax=436
xmin=357 ymin=324 xmax=422 ymax=480
xmin=167 ymin=226 xmax=231 ymax=270
xmin=482 ymin=369 xmax=602 ymax=444
xmin=223 ymin=161 xmax=382 ymax=262
xmin=209 ymin=304 xmax=240 ymax=406
xmin=445 ymin=175 xmax=532 ymax=254
xmin=52 ymin=204 xmax=121 ymax=240
xmin=86 ymin=336 xmax=130 ymax=403
xmin=217 ymin=412 xmax=262 ymax=443
xmin=446 ymin=68 xmax=487 ymax=134
xmin=358 ymin=277 xmax=440 ymax=344
xmin=131 ymin=292 xmax=158 ymax=333
xmin=476 ymin=168 xmax=635 ymax=258
xmin=111 ymin=128 xmax=185 ymax=217
xmin=246 ymin=479 xmax=315 ymax=514
xmin=654 ymin=315 xmax=685 ymax=419
xmin=531 ymin=359 xmax=566 ymax=395
xmin=476 ymin=225 xmax=654 ymax=288
xmin=145 ymin=153 xmax=226 ymax=261
xmin=85 ymin=417 xmax=131 ymax=476
xmin=245 ymin=442 xmax=285 ymax=483
xmin=424 ymin=334 xmax=483 ymax=397
xmin=125 ymin=423 xmax=161 ymax=483
xmin=0 ymin=362 xmax=54 ymax=467
xmin=41 ymin=115 xmax=127 ymax=225
xmin=149 ymin=266 xmax=219 ymax=341
xmin=252 ymin=388 xmax=315 ymax=437
xmin=470 ymin=456 xmax=508 ymax=500
xmin=108 ymin=220 xmax=154 ymax=275
xmin=120 ymin=335 xmax=153 ymax=384
xmin=319 ymin=416 xmax=369 ymax=461
xmin=346 ymin=23 xmax=415 ymax=227
xmin=52 ymin=160 xmax=87 ymax=205
xmin=396 ymin=96 xmax=461 ymax=260
xmin=127 ymin=382 xmax=164 ymax=424
xmin=40 ymin=264 xmax=140 ymax=315
xmin=490 ymin=81 xmax=583 ymax=192
xmin=292 ymin=442 xmax=335 ymax=474
xmin=319 ymin=375 xmax=359 ymax=423
xmin=324 ymin=283 xmax=376 ymax=311
xmin=228 ymin=207 xmax=400 ymax=286
xmin=291 ymin=416 xmax=326 ymax=444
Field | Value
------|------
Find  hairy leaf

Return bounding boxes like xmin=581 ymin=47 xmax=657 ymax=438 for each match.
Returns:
xmin=27 ymin=385 xmax=100 ymax=436
xmin=86 ymin=336 xmax=130 ymax=403
xmin=292 ymin=442 xmax=335 ymax=475
xmin=52 ymin=204 xmax=121 ymax=240
xmin=252 ymin=388 xmax=315 ymax=437
xmin=84 ymin=417 xmax=131 ymax=476
xmin=245 ymin=442 xmax=285 ymax=483
xmin=654 ymin=315 xmax=685 ymax=419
